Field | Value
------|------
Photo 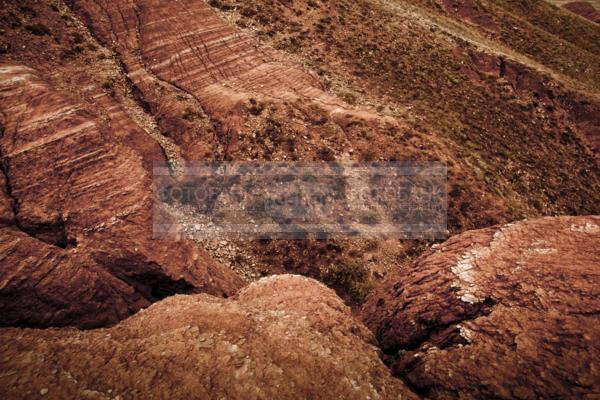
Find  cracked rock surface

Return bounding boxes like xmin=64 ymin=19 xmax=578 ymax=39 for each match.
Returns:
xmin=362 ymin=216 xmax=600 ymax=399
xmin=0 ymin=275 xmax=416 ymax=400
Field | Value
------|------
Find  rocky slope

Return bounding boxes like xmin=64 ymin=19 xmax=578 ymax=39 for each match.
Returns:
xmin=0 ymin=1 xmax=599 ymax=398
xmin=0 ymin=7 xmax=243 ymax=327
xmin=205 ymin=0 xmax=600 ymax=229
xmin=362 ymin=216 xmax=600 ymax=399
xmin=67 ymin=0 xmax=393 ymax=161
xmin=195 ymin=0 xmax=600 ymax=294
xmin=1 ymin=0 xmax=598 ymax=296
xmin=549 ymin=1 xmax=600 ymax=23
xmin=0 ymin=275 xmax=417 ymax=400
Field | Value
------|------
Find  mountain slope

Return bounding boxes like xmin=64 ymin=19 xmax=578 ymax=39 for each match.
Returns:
xmin=0 ymin=5 xmax=598 ymax=397
xmin=1 ymin=0 xmax=599 ymax=320
xmin=203 ymin=0 xmax=600 ymax=230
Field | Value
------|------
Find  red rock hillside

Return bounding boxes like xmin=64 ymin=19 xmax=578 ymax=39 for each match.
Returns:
xmin=0 ymin=0 xmax=599 ymax=399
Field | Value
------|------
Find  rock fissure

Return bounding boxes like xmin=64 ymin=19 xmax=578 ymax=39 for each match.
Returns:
xmin=0 ymin=138 xmax=75 ymax=249
xmin=65 ymin=0 xmax=187 ymax=175
xmin=127 ymin=2 xmax=232 ymax=165
xmin=0 ymin=146 xmax=17 ymax=226
xmin=381 ymin=295 xmax=497 ymax=356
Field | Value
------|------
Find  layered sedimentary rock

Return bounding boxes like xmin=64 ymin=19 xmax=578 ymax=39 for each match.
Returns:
xmin=362 ymin=216 xmax=600 ymax=399
xmin=0 ymin=275 xmax=417 ymax=400
xmin=0 ymin=64 xmax=242 ymax=328
xmin=71 ymin=0 xmax=342 ymax=110
xmin=197 ymin=0 xmax=600 ymax=233
xmin=68 ymin=0 xmax=392 ymax=158
xmin=441 ymin=0 xmax=500 ymax=33
xmin=563 ymin=1 xmax=600 ymax=23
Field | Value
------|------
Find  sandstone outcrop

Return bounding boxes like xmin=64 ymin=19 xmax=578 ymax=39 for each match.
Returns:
xmin=362 ymin=216 xmax=600 ymax=399
xmin=0 ymin=275 xmax=417 ymax=400
xmin=563 ymin=1 xmax=600 ymax=23
xmin=0 ymin=2 xmax=600 ymax=398
xmin=0 ymin=64 xmax=242 ymax=328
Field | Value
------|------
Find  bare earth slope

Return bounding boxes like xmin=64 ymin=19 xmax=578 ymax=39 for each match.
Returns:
xmin=547 ymin=0 xmax=600 ymax=23
xmin=0 ymin=275 xmax=417 ymax=400
xmin=0 ymin=0 xmax=597 ymax=312
xmin=55 ymin=0 xmax=600 ymax=301
xmin=67 ymin=0 xmax=391 ymax=159
xmin=362 ymin=216 xmax=600 ymax=399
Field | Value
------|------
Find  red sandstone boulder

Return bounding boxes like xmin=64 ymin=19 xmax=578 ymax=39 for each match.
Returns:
xmin=0 ymin=275 xmax=417 ymax=400
xmin=362 ymin=216 xmax=600 ymax=399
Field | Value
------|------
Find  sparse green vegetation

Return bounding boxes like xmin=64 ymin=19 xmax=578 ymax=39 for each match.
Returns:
xmin=182 ymin=107 xmax=202 ymax=120
xmin=208 ymin=0 xmax=235 ymax=12
xmin=218 ymin=0 xmax=600 ymax=231
xmin=25 ymin=23 xmax=50 ymax=36
xmin=359 ymin=210 xmax=381 ymax=225
xmin=324 ymin=257 xmax=375 ymax=304
xmin=19 ymin=6 xmax=37 ymax=18
xmin=101 ymin=81 xmax=114 ymax=92
xmin=339 ymin=91 xmax=358 ymax=105
xmin=60 ymin=45 xmax=84 ymax=60
xmin=316 ymin=146 xmax=335 ymax=161
xmin=248 ymin=98 xmax=264 ymax=116
xmin=2 ymin=12 xmax=22 ymax=28
xmin=71 ymin=32 xmax=84 ymax=44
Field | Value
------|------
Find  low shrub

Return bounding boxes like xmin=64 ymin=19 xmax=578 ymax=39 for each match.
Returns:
xmin=25 ymin=23 xmax=50 ymax=36
xmin=248 ymin=98 xmax=264 ymax=116
xmin=324 ymin=257 xmax=374 ymax=304
xmin=182 ymin=107 xmax=202 ymax=120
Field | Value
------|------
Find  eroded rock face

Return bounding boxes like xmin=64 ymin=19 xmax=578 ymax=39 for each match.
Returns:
xmin=0 ymin=65 xmax=243 ymax=328
xmin=68 ymin=0 xmax=397 ymax=157
xmin=0 ymin=275 xmax=417 ymax=400
xmin=563 ymin=1 xmax=600 ymax=24
xmin=362 ymin=216 xmax=600 ymax=399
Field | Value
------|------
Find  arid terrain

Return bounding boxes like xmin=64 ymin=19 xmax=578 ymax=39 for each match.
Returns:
xmin=0 ymin=0 xmax=599 ymax=399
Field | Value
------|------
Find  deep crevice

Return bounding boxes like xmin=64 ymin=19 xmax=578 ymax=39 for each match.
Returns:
xmin=127 ymin=2 xmax=241 ymax=161
xmin=381 ymin=296 xmax=497 ymax=357
xmin=64 ymin=0 xmax=187 ymax=173
xmin=0 ymin=126 xmax=76 ymax=249
xmin=16 ymin=219 xmax=77 ymax=249
xmin=375 ymin=296 xmax=498 ymax=397
xmin=118 ymin=270 xmax=196 ymax=302
xmin=98 ymin=256 xmax=197 ymax=302
xmin=499 ymin=56 xmax=506 ymax=77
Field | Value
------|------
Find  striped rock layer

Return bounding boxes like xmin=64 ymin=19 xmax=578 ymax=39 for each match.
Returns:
xmin=0 ymin=64 xmax=242 ymax=328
